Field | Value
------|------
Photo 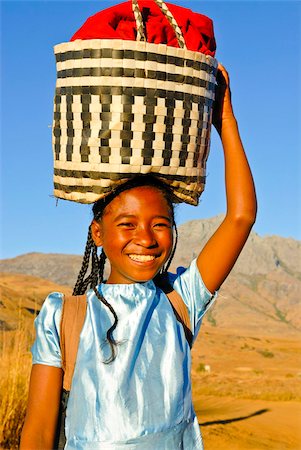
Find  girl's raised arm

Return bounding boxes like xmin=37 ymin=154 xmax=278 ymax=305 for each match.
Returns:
xmin=197 ymin=64 xmax=257 ymax=294
xmin=20 ymin=364 xmax=63 ymax=449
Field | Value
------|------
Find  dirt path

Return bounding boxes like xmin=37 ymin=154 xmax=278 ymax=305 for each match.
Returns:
xmin=195 ymin=396 xmax=301 ymax=450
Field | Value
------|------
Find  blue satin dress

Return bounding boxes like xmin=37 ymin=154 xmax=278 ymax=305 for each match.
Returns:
xmin=32 ymin=259 xmax=216 ymax=449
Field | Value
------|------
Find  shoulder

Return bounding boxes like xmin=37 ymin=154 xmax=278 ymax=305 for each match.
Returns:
xmin=166 ymin=259 xmax=217 ymax=333
xmin=35 ymin=292 xmax=64 ymax=331
xmin=168 ymin=259 xmax=214 ymax=299
xmin=38 ymin=291 xmax=64 ymax=313
xmin=32 ymin=292 xmax=65 ymax=367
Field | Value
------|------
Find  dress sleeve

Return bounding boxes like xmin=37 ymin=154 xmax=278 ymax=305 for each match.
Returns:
xmin=31 ymin=292 xmax=63 ymax=368
xmin=168 ymin=259 xmax=218 ymax=340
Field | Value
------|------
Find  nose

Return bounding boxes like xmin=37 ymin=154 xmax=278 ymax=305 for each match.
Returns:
xmin=134 ymin=226 xmax=157 ymax=248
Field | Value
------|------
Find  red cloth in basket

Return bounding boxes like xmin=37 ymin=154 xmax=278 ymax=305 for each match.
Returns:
xmin=71 ymin=1 xmax=216 ymax=56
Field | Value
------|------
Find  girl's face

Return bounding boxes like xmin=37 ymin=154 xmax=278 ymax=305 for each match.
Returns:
xmin=92 ymin=186 xmax=174 ymax=284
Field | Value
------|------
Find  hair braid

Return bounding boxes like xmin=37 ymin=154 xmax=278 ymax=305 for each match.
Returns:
xmin=90 ymin=241 xmax=100 ymax=288
xmin=73 ymin=227 xmax=94 ymax=295
xmin=93 ymin=286 xmax=119 ymax=364
xmin=93 ymin=250 xmax=120 ymax=363
xmin=163 ymin=222 xmax=178 ymax=274
xmin=73 ymin=226 xmax=119 ymax=361
xmin=98 ymin=250 xmax=106 ymax=283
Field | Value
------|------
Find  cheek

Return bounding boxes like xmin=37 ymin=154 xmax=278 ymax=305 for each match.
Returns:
xmin=162 ymin=229 xmax=174 ymax=251
xmin=169 ymin=234 xmax=174 ymax=251
xmin=101 ymin=229 xmax=128 ymax=252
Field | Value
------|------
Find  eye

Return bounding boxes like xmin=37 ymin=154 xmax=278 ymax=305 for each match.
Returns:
xmin=117 ymin=222 xmax=135 ymax=228
xmin=153 ymin=222 xmax=171 ymax=229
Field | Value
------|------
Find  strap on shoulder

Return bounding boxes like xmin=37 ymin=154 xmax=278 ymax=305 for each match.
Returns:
xmin=155 ymin=275 xmax=193 ymax=348
xmin=60 ymin=294 xmax=87 ymax=391
xmin=60 ymin=278 xmax=192 ymax=389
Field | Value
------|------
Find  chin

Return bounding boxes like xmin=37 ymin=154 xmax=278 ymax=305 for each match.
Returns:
xmin=130 ymin=272 xmax=157 ymax=283
xmin=127 ymin=267 xmax=162 ymax=284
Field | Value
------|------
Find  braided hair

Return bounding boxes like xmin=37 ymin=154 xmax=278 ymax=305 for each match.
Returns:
xmin=73 ymin=175 xmax=178 ymax=363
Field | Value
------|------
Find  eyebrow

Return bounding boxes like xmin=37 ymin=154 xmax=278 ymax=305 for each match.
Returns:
xmin=113 ymin=214 xmax=172 ymax=223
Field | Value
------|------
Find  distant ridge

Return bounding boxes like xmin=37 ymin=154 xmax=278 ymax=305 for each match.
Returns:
xmin=171 ymin=215 xmax=301 ymax=276
xmin=0 ymin=252 xmax=83 ymax=287
xmin=1 ymin=216 xmax=300 ymax=335
xmin=1 ymin=216 xmax=300 ymax=284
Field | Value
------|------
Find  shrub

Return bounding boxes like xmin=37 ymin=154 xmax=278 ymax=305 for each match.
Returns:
xmin=0 ymin=319 xmax=34 ymax=449
xmin=257 ymin=349 xmax=274 ymax=358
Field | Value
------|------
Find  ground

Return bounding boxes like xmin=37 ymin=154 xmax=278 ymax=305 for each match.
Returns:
xmin=191 ymin=325 xmax=301 ymax=450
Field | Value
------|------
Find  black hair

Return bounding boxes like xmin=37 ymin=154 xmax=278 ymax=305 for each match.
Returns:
xmin=73 ymin=175 xmax=178 ymax=363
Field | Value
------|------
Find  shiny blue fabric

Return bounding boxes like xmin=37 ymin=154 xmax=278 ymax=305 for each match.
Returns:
xmin=32 ymin=259 xmax=216 ymax=449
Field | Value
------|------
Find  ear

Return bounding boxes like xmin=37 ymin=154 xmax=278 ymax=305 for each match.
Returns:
xmin=91 ymin=220 xmax=103 ymax=247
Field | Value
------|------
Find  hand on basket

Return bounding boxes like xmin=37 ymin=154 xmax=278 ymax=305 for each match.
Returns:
xmin=212 ymin=63 xmax=235 ymax=136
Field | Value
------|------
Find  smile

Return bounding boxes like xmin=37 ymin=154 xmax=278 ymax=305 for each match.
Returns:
xmin=128 ymin=254 xmax=156 ymax=262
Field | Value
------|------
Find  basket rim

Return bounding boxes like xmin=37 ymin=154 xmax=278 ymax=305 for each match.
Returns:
xmin=54 ymin=39 xmax=218 ymax=66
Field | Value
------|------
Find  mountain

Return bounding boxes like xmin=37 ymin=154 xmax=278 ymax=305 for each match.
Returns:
xmin=0 ymin=252 xmax=83 ymax=287
xmin=171 ymin=216 xmax=301 ymax=335
xmin=1 ymin=217 xmax=300 ymax=450
xmin=171 ymin=215 xmax=301 ymax=276
xmin=1 ymin=216 xmax=300 ymax=335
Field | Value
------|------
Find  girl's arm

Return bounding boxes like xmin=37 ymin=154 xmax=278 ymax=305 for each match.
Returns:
xmin=197 ymin=64 xmax=257 ymax=293
xmin=20 ymin=364 xmax=63 ymax=450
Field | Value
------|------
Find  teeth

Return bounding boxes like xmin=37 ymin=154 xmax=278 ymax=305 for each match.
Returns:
xmin=128 ymin=254 xmax=156 ymax=262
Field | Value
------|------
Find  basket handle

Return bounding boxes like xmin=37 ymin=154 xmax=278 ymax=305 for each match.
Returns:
xmin=132 ymin=0 xmax=187 ymax=49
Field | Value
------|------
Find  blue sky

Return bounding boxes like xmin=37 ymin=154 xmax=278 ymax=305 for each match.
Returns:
xmin=1 ymin=0 xmax=300 ymax=259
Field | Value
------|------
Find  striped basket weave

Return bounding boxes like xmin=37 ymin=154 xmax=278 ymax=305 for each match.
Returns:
xmin=53 ymin=0 xmax=218 ymax=205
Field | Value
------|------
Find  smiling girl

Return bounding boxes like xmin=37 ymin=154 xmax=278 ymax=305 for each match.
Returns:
xmin=20 ymin=65 xmax=257 ymax=449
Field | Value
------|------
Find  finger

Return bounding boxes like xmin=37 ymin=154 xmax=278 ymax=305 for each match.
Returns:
xmin=217 ymin=62 xmax=230 ymax=86
xmin=216 ymin=68 xmax=227 ymax=89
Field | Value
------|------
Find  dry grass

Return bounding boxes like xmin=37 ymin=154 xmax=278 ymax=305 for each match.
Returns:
xmin=192 ymin=372 xmax=301 ymax=402
xmin=0 ymin=314 xmax=300 ymax=449
xmin=191 ymin=326 xmax=301 ymax=402
xmin=0 ymin=317 xmax=34 ymax=449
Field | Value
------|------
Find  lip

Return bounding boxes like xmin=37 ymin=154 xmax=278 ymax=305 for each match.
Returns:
xmin=127 ymin=253 xmax=160 ymax=264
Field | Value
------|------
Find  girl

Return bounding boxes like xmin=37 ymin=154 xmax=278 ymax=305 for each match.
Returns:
xmin=20 ymin=64 xmax=257 ymax=449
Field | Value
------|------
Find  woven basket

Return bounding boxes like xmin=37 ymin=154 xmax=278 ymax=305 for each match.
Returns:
xmin=52 ymin=0 xmax=218 ymax=205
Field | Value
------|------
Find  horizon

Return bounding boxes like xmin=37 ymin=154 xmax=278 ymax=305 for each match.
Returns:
xmin=1 ymin=1 xmax=300 ymax=259
xmin=1 ymin=213 xmax=300 ymax=261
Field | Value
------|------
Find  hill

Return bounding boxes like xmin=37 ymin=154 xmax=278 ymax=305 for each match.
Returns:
xmin=1 ymin=216 xmax=300 ymax=335
xmin=1 ymin=216 xmax=301 ymax=449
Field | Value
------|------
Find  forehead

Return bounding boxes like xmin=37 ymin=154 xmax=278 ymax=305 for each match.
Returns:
xmin=103 ymin=186 xmax=172 ymax=217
